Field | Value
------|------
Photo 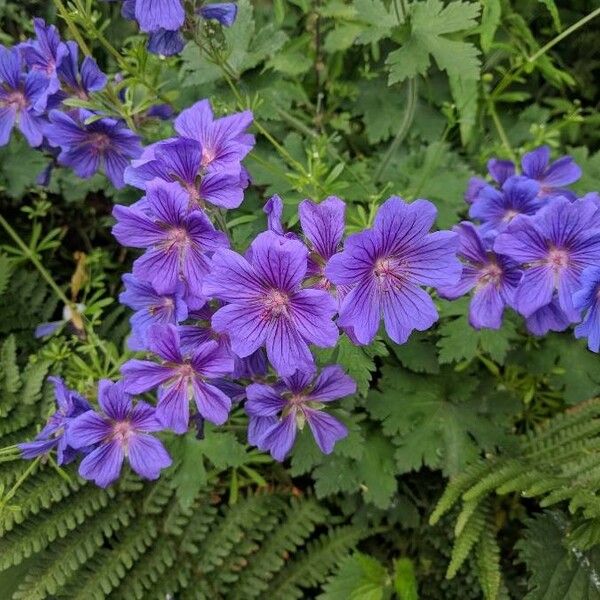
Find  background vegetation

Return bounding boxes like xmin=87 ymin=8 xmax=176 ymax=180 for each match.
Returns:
xmin=0 ymin=0 xmax=600 ymax=598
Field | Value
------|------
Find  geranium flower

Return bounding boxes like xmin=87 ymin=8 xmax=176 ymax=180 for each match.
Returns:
xmin=246 ymin=366 xmax=355 ymax=460
xmin=68 ymin=379 xmax=171 ymax=487
xmin=325 ymin=197 xmax=461 ymax=345
xmin=203 ymin=231 xmax=339 ymax=376
xmin=121 ymin=324 xmax=234 ymax=432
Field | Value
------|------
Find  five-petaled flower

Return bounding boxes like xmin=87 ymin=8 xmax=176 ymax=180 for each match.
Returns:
xmin=112 ymin=180 xmax=229 ymax=297
xmin=121 ymin=324 xmax=234 ymax=433
xmin=204 ymin=231 xmax=339 ymax=376
xmin=68 ymin=379 xmax=172 ymax=487
xmin=245 ymin=366 xmax=355 ymax=461
xmin=325 ymin=197 xmax=461 ymax=345
xmin=45 ymin=108 xmax=142 ymax=187
xmin=438 ymin=222 xmax=522 ymax=329
xmin=494 ymin=196 xmax=600 ymax=321
xmin=19 ymin=376 xmax=91 ymax=464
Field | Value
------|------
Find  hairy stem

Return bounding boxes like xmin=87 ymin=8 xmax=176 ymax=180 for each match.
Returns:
xmin=374 ymin=78 xmax=418 ymax=183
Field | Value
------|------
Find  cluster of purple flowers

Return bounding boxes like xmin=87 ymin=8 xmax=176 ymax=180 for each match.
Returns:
xmin=448 ymin=146 xmax=600 ymax=351
xmin=22 ymin=93 xmax=470 ymax=480
xmin=114 ymin=0 xmax=238 ymax=56
xmin=0 ymin=18 xmax=142 ymax=187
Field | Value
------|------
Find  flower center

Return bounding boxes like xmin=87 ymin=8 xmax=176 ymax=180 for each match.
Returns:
xmin=178 ymin=363 xmax=195 ymax=379
xmin=373 ymin=257 xmax=405 ymax=291
xmin=111 ymin=420 xmax=134 ymax=447
xmin=4 ymin=90 xmax=27 ymax=111
xmin=477 ymin=262 xmax=503 ymax=288
xmin=90 ymin=132 xmax=111 ymax=152
xmin=201 ymin=146 xmax=216 ymax=167
xmin=502 ymin=209 xmax=520 ymax=222
xmin=263 ymin=289 xmax=290 ymax=318
xmin=166 ymin=226 xmax=190 ymax=247
xmin=547 ymin=247 xmax=569 ymax=272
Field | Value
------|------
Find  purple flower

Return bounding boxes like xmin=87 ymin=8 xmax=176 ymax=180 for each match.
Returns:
xmin=147 ymin=29 xmax=185 ymax=56
xmin=173 ymin=99 xmax=254 ymax=172
xmin=246 ymin=366 xmax=355 ymax=461
xmin=45 ymin=109 xmax=142 ymax=187
xmin=119 ymin=274 xmax=188 ymax=351
xmin=121 ymin=324 xmax=234 ymax=432
xmin=198 ymin=3 xmax=238 ymax=27
xmin=68 ymin=379 xmax=171 ymax=487
xmin=494 ymin=197 xmax=600 ymax=321
xmin=469 ymin=176 xmax=542 ymax=234
xmin=325 ymin=197 xmax=461 ymax=345
xmin=20 ymin=18 xmax=67 ymax=95
xmin=487 ymin=158 xmax=515 ymax=185
xmin=203 ymin=231 xmax=339 ymax=376
xmin=464 ymin=176 xmax=487 ymax=205
xmin=573 ymin=266 xmax=600 ymax=352
xmin=57 ymin=41 xmax=107 ymax=99
xmin=525 ymin=298 xmax=572 ymax=336
xmin=521 ymin=145 xmax=581 ymax=201
xmin=0 ymin=46 xmax=49 ymax=147
xmin=264 ymin=194 xmax=286 ymax=236
xmin=134 ymin=0 xmax=185 ymax=33
xmin=299 ymin=196 xmax=345 ymax=290
xmin=437 ymin=222 xmax=522 ymax=329
xmin=19 ymin=376 xmax=91 ymax=464
xmin=112 ymin=180 xmax=228 ymax=297
xmin=125 ymin=137 xmax=247 ymax=209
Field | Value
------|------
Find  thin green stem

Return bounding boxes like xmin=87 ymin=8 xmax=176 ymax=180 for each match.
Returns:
xmin=0 ymin=457 xmax=41 ymax=513
xmin=528 ymin=7 xmax=600 ymax=64
xmin=0 ymin=214 xmax=71 ymax=307
xmin=488 ymin=100 xmax=517 ymax=163
xmin=53 ymin=0 xmax=93 ymax=56
xmin=493 ymin=7 xmax=600 ymax=100
xmin=374 ymin=78 xmax=418 ymax=183
xmin=0 ymin=215 xmax=119 ymax=369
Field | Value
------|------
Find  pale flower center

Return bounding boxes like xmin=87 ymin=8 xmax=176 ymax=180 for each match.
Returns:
xmin=167 ymin=227 xmax=190 ymax=247
xmin=4 ymin=91 xmax=27 ymax=111
xmin=502 ymin=209 xmax=519 ymax=222
xmin=201 ymin=146 xmax=216 ymax=167
xmin=263 ymin=289 xmax=290 ymax=318
xmin=90 ymin=132 xmax=111 ymax=152
xmin=373 ymin=256 xmax=405 ymax=291
xmin=477 ymin=263 xmax=503 ymax=288
xmin=178 ymin=363 xmax=195 ymax=379
xmin=547 ymin=248 xmax=569 ymax=272
xmin=111 ymin=420 xmax=134 ymax=447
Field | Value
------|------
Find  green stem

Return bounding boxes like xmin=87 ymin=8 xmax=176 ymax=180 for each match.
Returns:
xmin=0 ymin=214 xmax=72 ymax=307
xmin=0 ymin=457 xmax=41 ymax=512
xmin=0 ymin=215 xmax=119 ymax=369
xmin=53 ymin=0 xmax=93 ymax=56
xmin=528 ymin=7 xmax=600 ymax=63
xmin=374 ymin=78 xmax=418 ymax=183
xmin=488 ymin=100 xmax=517 ymax=163
xmin=493 ymin=7 xmax=600 ymax=100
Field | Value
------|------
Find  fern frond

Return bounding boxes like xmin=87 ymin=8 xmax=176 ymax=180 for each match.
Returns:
xmin=0 ymin=485 xmax=115 ymax=570
xmin=446 ymin=499 xmax=487 ymax=579
xmin=269 ymin=525 xmax=364 ymax=600
xmin=11 ymin=502 xmax=132 ymax=600
xmin=231 ymin=497 xmax=329 ymax=599
xmin=475 ymin=506 xmax=501 ymax=600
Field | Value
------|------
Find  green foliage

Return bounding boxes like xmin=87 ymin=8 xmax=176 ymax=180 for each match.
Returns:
xmin=431 ymin=398 xmax=600 ymax=599
xmin=386 ymin=0 xmax=481 ymax=85
xmin=517 ymin=511 xmax=600 ymax=600
xmin=0 ymin=463 xmax=362 ymax=600
xmin=2 ymin=0 xmax=600 ymax=597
